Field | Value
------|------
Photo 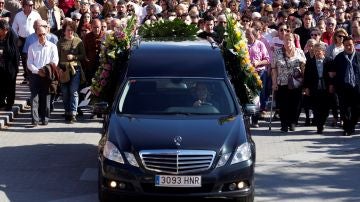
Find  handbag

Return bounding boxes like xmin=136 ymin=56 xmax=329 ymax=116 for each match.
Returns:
xmin=282 ymin=48 xmax=303 ymax=90
xmin=58 ymin=64 xmax=71 ymax=83
xmin=288 ymin=68 xmax=303 ymax=89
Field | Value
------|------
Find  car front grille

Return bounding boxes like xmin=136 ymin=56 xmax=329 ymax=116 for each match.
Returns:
xmin=139 ymin=150 xmax=216 ymax=174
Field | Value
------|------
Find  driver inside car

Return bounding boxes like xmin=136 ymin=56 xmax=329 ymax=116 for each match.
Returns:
xmin=193 ymin=83 xmax=214 ymax=107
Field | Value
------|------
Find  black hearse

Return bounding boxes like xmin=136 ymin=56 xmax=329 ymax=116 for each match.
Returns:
xmin=98 ymin=38 xmax=256 ymax=202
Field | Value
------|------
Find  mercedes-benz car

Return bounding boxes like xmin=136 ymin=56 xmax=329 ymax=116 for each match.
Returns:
xmin=97 ymin=38 xmax=256 ymax=202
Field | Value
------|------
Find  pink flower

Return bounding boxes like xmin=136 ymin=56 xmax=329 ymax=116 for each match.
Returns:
xmin=100 ymin=70 xmax=110 ymax=79
xmin=115 ymin=31 xmax=126 ymax=40
xmin=100 ymin=79 xmax=107 ymax=87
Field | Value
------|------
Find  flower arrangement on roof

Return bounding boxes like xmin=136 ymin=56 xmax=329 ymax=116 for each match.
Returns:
xmin=90 ymin=15 xmax=137 ymax=101
xmin=138 ymin=18 xmax=199 ymax=38
xmin=224 ymin=13 xmax=262 ymax=99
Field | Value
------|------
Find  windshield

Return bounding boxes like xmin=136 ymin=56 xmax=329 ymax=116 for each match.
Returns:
xmin=118 ymin=78 xmax=237 ymax=115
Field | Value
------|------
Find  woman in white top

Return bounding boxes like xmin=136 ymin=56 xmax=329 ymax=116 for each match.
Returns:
xmin=271 ymin=33 xmax=306 ymax=132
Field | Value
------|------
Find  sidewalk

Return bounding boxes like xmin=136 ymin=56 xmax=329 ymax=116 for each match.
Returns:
xmin=0 ymin=66 xmax=30 ymax=129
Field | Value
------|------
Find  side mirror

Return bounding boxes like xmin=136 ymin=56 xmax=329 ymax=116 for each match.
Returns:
xmin=243 ymin=104 xmax=258 ymax=116
xmin=93 ymin=102 xmax=109 ymax=115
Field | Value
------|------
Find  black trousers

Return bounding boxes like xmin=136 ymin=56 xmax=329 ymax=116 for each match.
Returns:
xmin=29 ymin=74 xmax=50 ymax=123
xmin=18 ymin=37 xmax=28 ymax=79
xmin=338 ymin=86 xmax=360 ymax=133
xmin=0 ymin=69 xmax=16 ymax=107
xmin=277 ymin=86 xmax=302 ymax=128
xmin=311 ymin=90 xmax=330 ymax=129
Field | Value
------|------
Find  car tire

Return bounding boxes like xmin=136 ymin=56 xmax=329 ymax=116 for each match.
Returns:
xmin=234 ymin=191 xmax=254 ymax=202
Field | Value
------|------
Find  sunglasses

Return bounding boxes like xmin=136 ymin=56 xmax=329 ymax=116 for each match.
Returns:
xmin=311 ymin=33 xmax=319 ymax=36
xmin=327 ymin=23 xmax=335 ymax=26
xmin=279 ymin=28 xmax=289 ymax=32
xmin=337 ymin=35 xmax=346 ymax=38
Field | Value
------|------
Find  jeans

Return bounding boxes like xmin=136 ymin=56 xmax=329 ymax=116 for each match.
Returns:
xmin=258 ymin=69 xmax=269 ymax=111
xmin=61 ymin=68 xmax=80 ymax=116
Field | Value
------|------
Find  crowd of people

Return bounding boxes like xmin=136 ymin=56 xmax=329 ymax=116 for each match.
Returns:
xmin=0 ymin=0 xmax=359 ymax=135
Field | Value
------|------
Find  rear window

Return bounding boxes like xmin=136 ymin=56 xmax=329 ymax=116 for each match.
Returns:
xmin=118 ymin=78 xmax=236 ymax=115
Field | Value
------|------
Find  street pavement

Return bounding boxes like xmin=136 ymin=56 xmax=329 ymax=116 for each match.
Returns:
xmin=0 ymin=70 xmax=360 ymax=202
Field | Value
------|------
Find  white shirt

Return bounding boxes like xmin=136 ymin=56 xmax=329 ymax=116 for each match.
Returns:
xmin=12 ymin=10 xmax=42 ymax=38
xmin=27 ymin=40 xmax=59 ymax=74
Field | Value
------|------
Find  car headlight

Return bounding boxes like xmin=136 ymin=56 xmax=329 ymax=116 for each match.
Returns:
xmin=216 ymin=153 xmax=231 ymax=167
xmin=231 ymin=142 xmax=251 ymax=164
xmin=103 ymin=141 xmax=124 ymax=164
xmin=124 ymin=152 xmax=139 ymax=167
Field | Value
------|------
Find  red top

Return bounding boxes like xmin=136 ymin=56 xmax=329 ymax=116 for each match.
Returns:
xmin=58 ymin=0 xmax=74 ymax=16
xmin=321 ymin=32 xmax=334 ymax=45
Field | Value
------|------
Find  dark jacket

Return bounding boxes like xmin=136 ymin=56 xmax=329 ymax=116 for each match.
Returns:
xmin=331 ymin=51 xmax=360 ymax=92
xmin=2 ymin=29 xmax=20 ymax=78
xmin=303 ymin=56 xmax=331 ymax=94
xmin=42 ymin=63 xmax=60 ymax=94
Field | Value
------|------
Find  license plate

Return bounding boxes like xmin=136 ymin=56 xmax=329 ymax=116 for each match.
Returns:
xmin=155 ymin=175 xmax=201 ymax=187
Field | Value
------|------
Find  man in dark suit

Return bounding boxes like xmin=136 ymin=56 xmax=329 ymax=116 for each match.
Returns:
xmin=304 ymin=43 xmax=331 ymax=134
xmin=329 ymin=36 xmax=360 ymax=136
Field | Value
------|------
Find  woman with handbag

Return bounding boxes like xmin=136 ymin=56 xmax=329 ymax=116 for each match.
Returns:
xmin=271 ymin=33 xmax=306 ymax=132
xmin=57 ymin=21 xmax=86 ymax=123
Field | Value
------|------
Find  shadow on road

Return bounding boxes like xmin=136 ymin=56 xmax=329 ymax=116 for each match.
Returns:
xmin=252 ymin=119 xmax=360 ymax=201
xmin=0 ymin=143 xmax=98 ymax=202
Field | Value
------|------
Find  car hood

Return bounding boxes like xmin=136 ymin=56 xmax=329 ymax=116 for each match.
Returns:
xmin=107 ymin=115 xmax=247 ymax=152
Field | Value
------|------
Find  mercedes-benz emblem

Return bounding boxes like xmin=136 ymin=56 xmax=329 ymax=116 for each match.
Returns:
xmin=174 ymin=136 xmax=182 ymax=146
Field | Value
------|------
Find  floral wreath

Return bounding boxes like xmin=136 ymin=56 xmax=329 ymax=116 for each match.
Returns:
xmin=90 ymin=15 xmax=136 ymax=100
xmin=224 ymin=13 xmax=262 ymax=97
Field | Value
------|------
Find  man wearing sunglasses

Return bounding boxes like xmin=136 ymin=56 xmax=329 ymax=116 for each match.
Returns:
xmin=321 ymin=17 xmax=337 ymax=45
xmin=27 ymin=26 xmax=59 ymax=127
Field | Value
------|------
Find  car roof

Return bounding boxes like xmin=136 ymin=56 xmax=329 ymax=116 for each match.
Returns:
xmin=126 ymin=38 xmax=227 ymax=78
